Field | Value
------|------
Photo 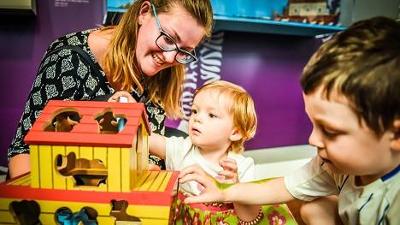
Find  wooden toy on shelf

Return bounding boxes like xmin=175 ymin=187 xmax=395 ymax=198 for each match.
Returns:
xmin=274 ymin=0 xmax=340 ymax=25
xmin=0 ymin=100 xmax=179 ymax=225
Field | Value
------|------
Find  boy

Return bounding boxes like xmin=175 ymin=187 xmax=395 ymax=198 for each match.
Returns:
xmin=149 ymin=80 xmax=262 ymax=224
xmin=179 ymin=17 xmax=400 ymax=225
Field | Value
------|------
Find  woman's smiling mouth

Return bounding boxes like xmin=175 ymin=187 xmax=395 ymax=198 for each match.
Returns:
xmin=152 ymin=52 xmax=164 ymax=65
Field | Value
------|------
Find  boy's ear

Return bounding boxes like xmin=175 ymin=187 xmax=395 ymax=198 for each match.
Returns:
xmin=390 ymin=119 xmax=400 ymax=151
xmin=229 ymin=129 xmax=243 ymax=142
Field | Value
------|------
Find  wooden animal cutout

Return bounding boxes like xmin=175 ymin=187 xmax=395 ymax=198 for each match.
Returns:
xmin=56 ymin=152 xmax=108 ymax=186
xmin=95 ymin=110 xmax=127 ymax=134
xmin=44 ymin=110 xmax=81 ymax=132
xmin=9 ymin=200 xmax=42 ymax=225
xmin=110 ymin=200 xmax=141 ymax=224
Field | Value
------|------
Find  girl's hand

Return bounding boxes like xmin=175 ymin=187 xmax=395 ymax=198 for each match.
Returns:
xmin=108 ymin=91 xmax=136 ymax=103
xmin=218 ymin=158 xmax=239 ymax=184
xmin=179 ymin=165 xmax=224 ymax=204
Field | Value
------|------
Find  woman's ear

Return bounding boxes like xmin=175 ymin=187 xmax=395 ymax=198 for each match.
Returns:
xmin=138 ymin=1 xmax=151 ymax=25
xmin=229 ymin=129 xmax=243 ymax=142
xmin=390 ymin=119 xmax=400 ymax=151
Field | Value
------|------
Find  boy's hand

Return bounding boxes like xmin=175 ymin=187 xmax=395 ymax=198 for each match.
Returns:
xmin=218 ymin=158 xmax=238 ymax=184
xmin=179 ymin=165 xmax=224 ymax=204
xmin=108 ymin=91 xmax=136 ymax=103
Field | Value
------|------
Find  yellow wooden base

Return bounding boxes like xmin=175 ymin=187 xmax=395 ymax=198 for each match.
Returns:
xmin=0 ymin=198 xmax=170 ymax=225
xmin=0 ymin=171 xmax=178 ymax=225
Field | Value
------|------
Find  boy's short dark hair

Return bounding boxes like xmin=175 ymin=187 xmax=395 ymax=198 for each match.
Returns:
xmin=301 ymin=17 xmax=400 ymax=136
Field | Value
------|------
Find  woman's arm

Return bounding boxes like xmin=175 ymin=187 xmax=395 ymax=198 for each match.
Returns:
xmin=8 ymin=154 xmax=30 ymax=178
xmin=8 ymin=47 xmax=110 ymax=178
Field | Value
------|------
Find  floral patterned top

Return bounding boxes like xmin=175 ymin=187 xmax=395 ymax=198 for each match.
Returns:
xmin=8 ymin=29 xmax=166 ymax=167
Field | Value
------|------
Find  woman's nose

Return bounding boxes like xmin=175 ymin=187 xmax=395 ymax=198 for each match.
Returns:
xmin=163 ymin=51 xmax=176 ymax=64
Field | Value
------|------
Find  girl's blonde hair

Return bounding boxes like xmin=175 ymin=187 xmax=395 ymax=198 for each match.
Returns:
xmin=102 ymin=0 xmax=213 ymax=118
xmin=194 ymin=80 xmax=257 ymax=153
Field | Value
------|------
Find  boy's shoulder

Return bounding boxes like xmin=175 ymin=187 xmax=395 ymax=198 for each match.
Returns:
xmin=387 ymin=190 xmax=400 ymax=225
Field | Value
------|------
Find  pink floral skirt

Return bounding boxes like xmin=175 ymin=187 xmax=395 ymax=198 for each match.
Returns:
xmin=171 ymin=192 xmax=298 ymax=225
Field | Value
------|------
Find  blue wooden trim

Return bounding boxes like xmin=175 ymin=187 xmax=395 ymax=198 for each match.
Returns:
xmin=214 ymin=15 xmax=346 ymax=37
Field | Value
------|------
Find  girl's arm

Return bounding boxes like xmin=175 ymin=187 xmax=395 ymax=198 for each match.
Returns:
xmin=219 ymin=158 xmax=262 ymax=222
xmin=234 ymin=204 xmax=263 ymax=223
xmin=148 ymin=133 xmax=167 ymax=159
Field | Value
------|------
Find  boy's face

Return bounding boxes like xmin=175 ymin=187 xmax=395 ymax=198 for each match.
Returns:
xmin=304 ymin=87 xmax=396 ymax=183
xmin=188 ymin=90 xmax=238 ymax=153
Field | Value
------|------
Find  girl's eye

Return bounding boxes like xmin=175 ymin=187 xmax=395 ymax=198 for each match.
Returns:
xmin=191 ymin=109 xmax=197 ymax=115
xmin=208 ymin=113 xmax=217 ymax=118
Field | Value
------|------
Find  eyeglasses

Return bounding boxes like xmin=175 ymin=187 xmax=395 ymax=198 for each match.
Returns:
xmin=151 ymin=3 xmax=198 ymax=64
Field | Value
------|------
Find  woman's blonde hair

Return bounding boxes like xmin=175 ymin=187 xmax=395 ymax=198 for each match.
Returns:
xmin=194 ymin=80 xmax=257 ymax=153
xmin=102 ymin=0 xmax=213 ymax=118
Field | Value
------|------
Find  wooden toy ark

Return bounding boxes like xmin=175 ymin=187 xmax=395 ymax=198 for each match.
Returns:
xmin=0 ymin=100 xmax=179 ymax=225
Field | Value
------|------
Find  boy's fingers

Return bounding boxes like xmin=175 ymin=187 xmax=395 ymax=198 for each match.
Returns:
xmin=216 ymin=171 xmax=238 ymax=184
xmin=220 ymin=159 xmax=238 ymax=172
xmin=219 ymin=159 xmax=239 ymax=183
xmin=218 ymin=170 xmax=237 ymax=179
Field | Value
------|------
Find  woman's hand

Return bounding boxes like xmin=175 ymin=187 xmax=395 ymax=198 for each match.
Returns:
xmin=107 ymin=91 xmax=136 ymax=103
xmin=179 ymin=165 xmax=224 ymax=204
xmin=218 ymin=158 xmax=238 ymax=184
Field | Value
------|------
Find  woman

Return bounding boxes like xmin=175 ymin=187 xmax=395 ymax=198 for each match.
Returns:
xmin=8 ymin=0 xmax=213 ymax=178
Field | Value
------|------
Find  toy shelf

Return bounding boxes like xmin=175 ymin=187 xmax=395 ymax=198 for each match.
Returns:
xmin=105 ymin=0 xmax=347 ymax=37
xmin=213 ymin=15 xmax=346 ymax=36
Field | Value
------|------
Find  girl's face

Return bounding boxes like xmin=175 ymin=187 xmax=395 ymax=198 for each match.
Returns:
xmin=304 ymin=87 xmax=398 ymax=185
xmin=136 ymin=2 xmax=205 ymax=76
xmin=188 ymin=90 xmax=240 ymax=153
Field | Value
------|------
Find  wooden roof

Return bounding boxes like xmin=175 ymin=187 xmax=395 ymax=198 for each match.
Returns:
xmin=25 ymin=100 xmax=150 ymax=147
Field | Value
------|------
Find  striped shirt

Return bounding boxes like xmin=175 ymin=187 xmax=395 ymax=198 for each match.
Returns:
xmin=285 ymin=157 xmax=399 ymax=225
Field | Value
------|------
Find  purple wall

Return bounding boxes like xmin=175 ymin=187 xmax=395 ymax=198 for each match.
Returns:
xmin=0 ymin=1 xmax=105 ymax=167
xmin=221 ymin=32 xmax=317 ymax=149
